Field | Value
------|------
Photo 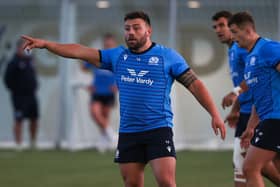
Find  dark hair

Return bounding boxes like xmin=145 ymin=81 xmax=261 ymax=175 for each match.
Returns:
xmin=103 ymin=33 xmax=115 ymax=40
xmin=228 ymin=11 xmax=255 ymax=30
xmin=212 ymin=10 xmax=232 ymax=21
xmin=124 ymin=11 xmax=151 ymax=26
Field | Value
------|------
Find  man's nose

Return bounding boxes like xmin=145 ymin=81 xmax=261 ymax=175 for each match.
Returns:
xmin=127 ymin=28 xmax=135 ymax=35
xmin=215 ymin=27 xmax=221 ymax=33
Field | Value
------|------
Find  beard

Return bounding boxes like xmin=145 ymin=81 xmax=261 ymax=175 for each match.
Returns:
xmin=125 ymin=33 xmax=148 ymax=51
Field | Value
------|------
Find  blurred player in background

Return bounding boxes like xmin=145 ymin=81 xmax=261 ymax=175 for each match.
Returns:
xmin=4 ymin=39 xmax=39 ymax=150
xmin=212 ymin=10 xmax=251 ymax=187
xmin=213 ymin=10 xmax=280 ymax=187
xmin=81 ymin=34 xmax=118 ymax=152
xmin=216 ymin=11 xmax=280 ymax=186
xmin=228 ymin=11 xmax=280 ymax=187
xmin=21 ymin=11 xmax=225 ymax=187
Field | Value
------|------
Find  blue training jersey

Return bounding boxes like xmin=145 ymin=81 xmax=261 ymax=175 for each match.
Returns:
xmin=228 ymin=42 xmax=253 ymax=114
xmin=83 ymin=62 xmax=116 ymax=95
xmin=100 ymin=43 xmax=189 ymax=133
xmin=244 ymin=37 xmax=280 ymax=120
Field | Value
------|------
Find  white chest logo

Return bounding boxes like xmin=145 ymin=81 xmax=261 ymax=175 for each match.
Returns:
xmin=121 ymin=68 xmax=153 ymax=86
xmin=127 ymin=68 xmax=149 ymax=77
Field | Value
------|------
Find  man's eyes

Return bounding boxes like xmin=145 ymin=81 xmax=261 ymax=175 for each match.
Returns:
xmin=125 ymin=26 xmax=141 ymax=30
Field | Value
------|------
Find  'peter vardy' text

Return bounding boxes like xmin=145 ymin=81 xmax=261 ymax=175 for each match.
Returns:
xmin=121 ymin=75 xmax=154 ymax=86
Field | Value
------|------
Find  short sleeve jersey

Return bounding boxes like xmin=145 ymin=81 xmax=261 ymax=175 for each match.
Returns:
xmin=244 ymin=38 xmax=280 ymax=120
xmin=100 ymin=43 xmax=189 ymax=133
xmin=83 ymin=62 xmax=116 ymax=95
xmin=228 ymin=42 xmax=252 ymax=113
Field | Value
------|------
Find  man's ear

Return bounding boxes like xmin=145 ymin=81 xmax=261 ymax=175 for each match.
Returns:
xmin=245 ymin=24 xmax=253 ymax=35
xmin=245 ymin=27 xmax=250 ymax=35
xmin=147 ymin=26 xmax=152 ymax=36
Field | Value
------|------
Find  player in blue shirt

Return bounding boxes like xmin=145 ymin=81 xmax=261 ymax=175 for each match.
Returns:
xmin=213 ymin=11 xmax=252 ymax=187
xmin=21 ymin=11 xmax=225 ymax=187
xmin=229 ymin=11 xmax=280 ymax=187
xmin=213 ymin=10 xmax=280 ymax=187
xmin=81 ymin=34 xmax=117 ymax=152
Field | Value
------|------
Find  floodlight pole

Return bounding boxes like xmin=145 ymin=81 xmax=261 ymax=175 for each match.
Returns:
xmin=168 ymin=0 xmax=177 ymax=49
xmin=168 ymin=0 xmax=179 ymax=142
xmin=56 ymin=0 xmax=77 ymax=149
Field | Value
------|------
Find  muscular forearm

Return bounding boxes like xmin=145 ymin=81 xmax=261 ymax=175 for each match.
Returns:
xmin=22 ymin=35 xmax=101 ymax=67
xmin=188 ymin=79 xmax=220 ymax=117
xmin=178 ymin=70 xmax=225 ymax=139
xmin=44 ymin=41 xmax=101 ymax=67
xmin=176 ymin=70 xmax=219 ymax=116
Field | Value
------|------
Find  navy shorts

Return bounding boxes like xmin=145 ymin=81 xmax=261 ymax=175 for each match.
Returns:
xmin=235 ymin=113 xmax=250 ymax=137
xmin=91 ymin=94 xmax=115 ymax=106
xmin=114 ymin=127 xmax=176 ymax=163
xmin=11 ymin=95 xmax=39 ymax=121
xmin=251 ymin=119 xmax=280 ymax=153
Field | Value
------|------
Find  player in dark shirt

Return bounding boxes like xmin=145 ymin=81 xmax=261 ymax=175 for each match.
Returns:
xmin=4 ymin=39 xmax=39 ymax=150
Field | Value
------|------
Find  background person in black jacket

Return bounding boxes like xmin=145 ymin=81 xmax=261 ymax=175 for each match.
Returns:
xmin=4 ymin=39 xmax=39 ymax=150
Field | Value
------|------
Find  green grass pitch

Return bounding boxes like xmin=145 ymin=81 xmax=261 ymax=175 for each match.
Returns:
xmin=0 ymin=150 xmax=274 ymax=187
